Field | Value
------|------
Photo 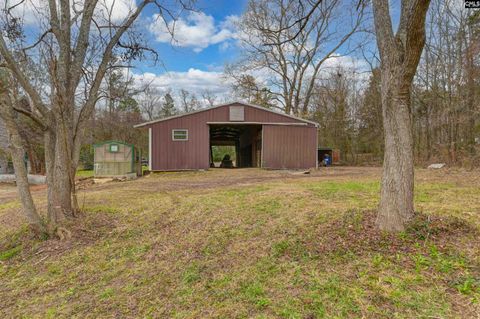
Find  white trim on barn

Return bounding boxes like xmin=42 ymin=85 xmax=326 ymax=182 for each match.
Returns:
xmin=148 ymin=127 xmax=152 ymax=171
xmin=206 ymin=122 xmax=307 ymax=126
xmin=261 ymin=125 xmax=264 ymax=168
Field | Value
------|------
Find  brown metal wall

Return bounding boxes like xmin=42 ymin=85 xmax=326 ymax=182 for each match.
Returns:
xmin=262 ymin=125 xmax=318 ymax=169
xmin=150 ymin=115 xmax=209 ymax=170
xmin=149 ymin=103 xmax=316 ymax=170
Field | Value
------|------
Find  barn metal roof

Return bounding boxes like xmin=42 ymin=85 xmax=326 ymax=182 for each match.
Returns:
xmin=133 ymin=101 xmax=319 ymax=128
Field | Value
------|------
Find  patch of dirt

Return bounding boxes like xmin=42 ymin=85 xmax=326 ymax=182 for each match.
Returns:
xmin=0 ymin=183 xmax=47 ymax=203
xmin=312 ymin=210 xmax=480 ymax=256
xmin=416 ymin=167 xmax=480 ymax=187
xmin=76 ymin=176 xmax=95 ymax=188
xmin=0 ymin=211 xmax=118 ymax=265
xmin=0 ymin=183 xmax=19 ymax=203
xmin=95 ymin=167 xmax=382 ymax=194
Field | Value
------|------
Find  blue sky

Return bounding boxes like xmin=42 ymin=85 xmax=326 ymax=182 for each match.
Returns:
xmin=7 ymin=0 xmax=380 ymax=101
xmin=121 ymin=0 xmax=251 ymax=99
xmin=6 ymin=0 xmax=250 ymax=100
xmin=5 ymin=0 xmax=467 ymax=106
xmin=130 ymin=0 xmax=377 ymax=100
xmin=136 ymin=0 xmax=247 ymax=74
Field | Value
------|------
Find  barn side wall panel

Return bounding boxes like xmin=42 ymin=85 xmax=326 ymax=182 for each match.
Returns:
xmin=262 ymin=125 xmax=317 ymax=169
xmin=149 ymin=103 xmax=316 ymax=171
xmin=151 ymin=115 xmax=210 ymax=170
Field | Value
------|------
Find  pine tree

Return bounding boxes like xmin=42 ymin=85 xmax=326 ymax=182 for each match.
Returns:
xmin=160 ymin=93 xmax=177 ymax=118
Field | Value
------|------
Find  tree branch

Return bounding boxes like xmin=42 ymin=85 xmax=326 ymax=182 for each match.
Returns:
xmin=0 ymin=35 xmax=50 ymax=119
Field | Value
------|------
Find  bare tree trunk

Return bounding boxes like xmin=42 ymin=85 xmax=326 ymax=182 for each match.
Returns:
xmin=53 ymin=127 xmax=73 ymax=218
xmin=44 ymin=129 xmax=57 ymax=223
xmin=465 ymin=43 xmax=476 ymax=156
xmin=377 ymin=71 xmax=415 ymax=231
xmin=1 ymin=104 xmax=47 ymax=236
xmin=425 ymin=107 xmax=432 ymax=160
xmin=373 ymin=0 xmax=430 ymax=231
xmin=0 ymin=0 xmax=155 ymax=237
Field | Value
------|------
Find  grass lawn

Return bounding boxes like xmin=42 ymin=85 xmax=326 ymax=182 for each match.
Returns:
xmin=76 ymin=169 xmax=94 ymax=178
xmin=0 ymin=167 xmax=479 ymax=318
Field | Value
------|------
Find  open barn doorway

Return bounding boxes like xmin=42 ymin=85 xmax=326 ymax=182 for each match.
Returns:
xmin=209 ymin=124 xmax=262 ymax=168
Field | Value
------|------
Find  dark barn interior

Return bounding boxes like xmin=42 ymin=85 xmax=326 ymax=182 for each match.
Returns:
xmin=317 ymin=148 xmax=333 ymax=164
xmin=209 ymin=124 xmax=262 ymax=168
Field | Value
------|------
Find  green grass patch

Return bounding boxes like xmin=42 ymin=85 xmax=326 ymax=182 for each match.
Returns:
xmin=84 ymin=204 xmax=119 ymax=214
xmin=76 ymin=169 xmax=94 ymax=178
xmin=0 ymin=245 xmax=22 ymax=261
xmin=182 ymin=263 xmax=202 ymax=285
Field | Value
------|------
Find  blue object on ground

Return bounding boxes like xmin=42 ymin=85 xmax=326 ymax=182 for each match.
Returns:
xmin=324 ymin=154 xmax=331 ymax=166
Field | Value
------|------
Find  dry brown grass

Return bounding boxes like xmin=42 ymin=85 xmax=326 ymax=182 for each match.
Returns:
xmin=0 ymin=167 xmax=479 ymax=318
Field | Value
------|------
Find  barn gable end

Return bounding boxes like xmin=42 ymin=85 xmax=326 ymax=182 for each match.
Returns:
xmin=134 ymin=102 xmax=318 ymax=128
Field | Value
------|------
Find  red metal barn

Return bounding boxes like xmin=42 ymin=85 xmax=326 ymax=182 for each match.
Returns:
xmin=134 ymin=102 xmax=319 ymax=170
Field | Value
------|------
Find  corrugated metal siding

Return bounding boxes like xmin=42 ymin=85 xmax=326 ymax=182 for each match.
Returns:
xmin=262 ymin=125 xmax=317 ymax=169
xmin=243 ymin=106 xmax=300 ymax=123
xmin=149 ymin=103 xmax=316 ymax=170
xmin=151 ymin=114 xmax=211 ymax=170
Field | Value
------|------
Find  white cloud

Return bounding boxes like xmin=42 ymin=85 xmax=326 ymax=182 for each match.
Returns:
xmin=129 ymin=54 xmax=371 ymax=110
xmin=133 ymin=68 xmax=232 ymax=97
xmin=93 ymin=0 xmax=137 ymax=23
xmin=129 ymin=55 xmax=368 ymax=105
xmin=148 ymin=12 xmax=238 ymax=52
xmin=320 ymin=54 xmax=369 ymax=73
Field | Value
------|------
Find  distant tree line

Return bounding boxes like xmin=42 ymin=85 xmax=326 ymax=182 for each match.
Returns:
xmin=229 ymin=0 xmax=479 ymax=167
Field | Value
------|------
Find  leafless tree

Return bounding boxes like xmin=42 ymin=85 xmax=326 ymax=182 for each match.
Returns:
xmin=372 ymin=0 xmax=430 ymax=231
xmin=0 ymin=74 xmax=46 ymax=235
xmin=413 ymin=0 xmax=479 ymax=164
xmin=139 ymin=86 xmax=163 ymax=121
xmin=179 ymin=89 xmax=200 ymax=113
xmin=0 ymin=0 xmax=192 ymax=235
xmin=202 ymin=89 xmax=217 ymax=107
xmin=231 ymin=0 xmax=366 ymax=116
xmin=311 ymin=67 xmax=358 ymax=163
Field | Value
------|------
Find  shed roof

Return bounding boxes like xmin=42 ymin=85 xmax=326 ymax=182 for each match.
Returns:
xmin=93 ymin=140 xmax=134 ymax=148
xmin=133 ymin=101 xmax=319 ymax=128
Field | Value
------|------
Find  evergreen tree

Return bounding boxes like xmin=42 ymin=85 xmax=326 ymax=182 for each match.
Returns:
xmin=160 ymin=93 xmax=177 ymax=118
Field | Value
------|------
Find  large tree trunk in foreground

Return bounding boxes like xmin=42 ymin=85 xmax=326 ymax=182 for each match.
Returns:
xmin=45 ymin=129 xmax=57 ymax=222
xmin=377 ymin=71 xmax=415 ymax=231
xmin=373 ymin=0 xmax=430 ymax=231
xmin=53 ymin=129 xmax=73 ymax=217
xmin=44 ymin=123 xmax=76 ymax=224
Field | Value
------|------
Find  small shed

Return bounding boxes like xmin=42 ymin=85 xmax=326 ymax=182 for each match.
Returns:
xmin=93 ymin=141 xmax=141 ymax=177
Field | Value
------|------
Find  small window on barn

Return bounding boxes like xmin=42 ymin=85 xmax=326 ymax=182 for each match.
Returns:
xmin=109 ymin=144 xmax=119 ymax=152
xmin=229 ymin=106 xmax=244 ymax=121
xmin=172 ymin=129 xmax=188 ymax=141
